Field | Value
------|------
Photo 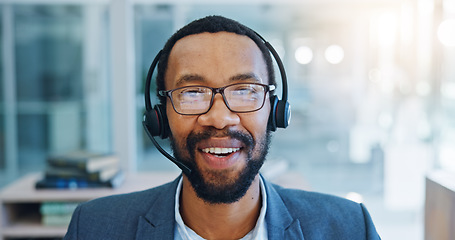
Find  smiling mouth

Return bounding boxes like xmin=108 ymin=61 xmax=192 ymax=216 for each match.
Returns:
xmin=201 ymin=147 xmax=241 ymax=158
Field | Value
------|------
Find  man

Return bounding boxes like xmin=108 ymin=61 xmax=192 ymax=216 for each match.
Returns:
xmin=64 ymin=16 xmax=380 ymax=239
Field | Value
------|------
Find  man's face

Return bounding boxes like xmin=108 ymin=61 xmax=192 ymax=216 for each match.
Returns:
xmin=165 ymin=32 xmax=271 ymax=204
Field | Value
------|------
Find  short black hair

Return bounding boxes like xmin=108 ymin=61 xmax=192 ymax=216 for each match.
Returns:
xmin=156 ymin=15 xmax=275 ymax=104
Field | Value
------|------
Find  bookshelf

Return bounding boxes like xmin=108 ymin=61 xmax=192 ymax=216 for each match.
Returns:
xmin=0 ymin=171 xmax=180 ymax=240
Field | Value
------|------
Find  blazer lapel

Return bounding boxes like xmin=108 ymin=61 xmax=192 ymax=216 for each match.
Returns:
xmin=263 ymin=177 xmax=305 ymax=240
xmin=135 ymin=176 xmax=182 ymax=240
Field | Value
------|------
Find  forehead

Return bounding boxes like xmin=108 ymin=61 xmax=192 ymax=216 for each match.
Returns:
xmin=172 ymin=31 xmax=258 ymax=50
xmin=165 ymin=32 xmax=267 ymax=88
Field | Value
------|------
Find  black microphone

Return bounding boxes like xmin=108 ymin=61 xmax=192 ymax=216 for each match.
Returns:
xmin=142 ymin=121 xmax=192 ymax=176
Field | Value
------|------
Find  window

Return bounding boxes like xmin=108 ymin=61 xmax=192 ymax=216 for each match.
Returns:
xmin=1 ymin=4 xmax=111 ymax=179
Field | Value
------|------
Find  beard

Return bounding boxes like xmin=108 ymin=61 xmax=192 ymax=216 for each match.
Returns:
xmin=170 ymin=128 xmax=271 ymax=204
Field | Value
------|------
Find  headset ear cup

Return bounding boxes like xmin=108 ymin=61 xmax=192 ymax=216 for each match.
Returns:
xmin=268 ymin=95 xmax=278 ymax=132
xmin=142 ymin=104 xmax=169 ymax=139
xmin=276 ymin=100 xmax=291 ymax=129
xmin=143 ymin=109 xmax=159 ymax=137
xmin=154 ymin=104 xmax=169 ymax=139
xmin=154 ymin=104 xmax=170 ymax=139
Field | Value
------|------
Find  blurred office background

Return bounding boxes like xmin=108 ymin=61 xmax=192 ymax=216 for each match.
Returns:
xmin=1 ymin=0 xmax=455 ymax=239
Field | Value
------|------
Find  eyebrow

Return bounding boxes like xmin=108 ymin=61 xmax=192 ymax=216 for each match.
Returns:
xmin=229 ymin=73 xmax=263 ymax=83
xmin=175 ymin=74 xmax=205 ymax=86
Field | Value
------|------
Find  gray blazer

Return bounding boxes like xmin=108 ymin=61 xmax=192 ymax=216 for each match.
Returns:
xmin=64 ymin=176 xmax=380 ymax=239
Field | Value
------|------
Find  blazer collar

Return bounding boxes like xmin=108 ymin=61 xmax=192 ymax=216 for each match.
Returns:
xmin=135 ymin=175 xmax=182 ymax=240
xmin=262 ymin=177 xmax=305 ymax=240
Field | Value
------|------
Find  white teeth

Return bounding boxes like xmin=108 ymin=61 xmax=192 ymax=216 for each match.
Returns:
xmin=202 ymin=147 xmax=240 ymax=154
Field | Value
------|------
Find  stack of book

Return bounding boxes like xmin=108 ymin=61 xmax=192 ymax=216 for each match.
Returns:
xmin=40 ymin=201 xmax=79 ymax=226
xmin=36 ymin=151 xmax=124 ymax=189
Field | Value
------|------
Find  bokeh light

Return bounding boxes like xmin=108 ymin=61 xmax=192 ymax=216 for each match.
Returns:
xmin=294 ymin=46 xmax=313 ymax=65
xmin=325 ymin=45 xmax=344 ymax=64
xmin=437 ymin=19 xmax=455 ymax=47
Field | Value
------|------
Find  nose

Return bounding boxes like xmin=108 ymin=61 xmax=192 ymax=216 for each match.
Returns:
xmin=197 ymin=94 xmax=240 ymax=129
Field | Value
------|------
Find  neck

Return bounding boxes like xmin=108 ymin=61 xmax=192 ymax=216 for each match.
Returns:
xmin=179 ymin=175 xmax=262 ymax=240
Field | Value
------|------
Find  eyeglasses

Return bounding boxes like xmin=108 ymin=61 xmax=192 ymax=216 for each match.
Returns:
xmin=159 ymin=83 xmax=275 ymax=115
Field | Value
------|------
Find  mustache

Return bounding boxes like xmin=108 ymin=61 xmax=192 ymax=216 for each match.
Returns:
xmin=186 ymin=128 xmax=255 ymax=156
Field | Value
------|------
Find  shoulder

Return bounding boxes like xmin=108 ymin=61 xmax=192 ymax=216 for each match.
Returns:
xmin=265 ymin=180 xmax=380 ymax=239
xmin=271 ymin=183 xmax=360 ymax=212
xmin=64 ymin=178 xmax=179 ymax=239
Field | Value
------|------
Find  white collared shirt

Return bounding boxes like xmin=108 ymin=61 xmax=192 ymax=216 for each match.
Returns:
xmin=174 ymin=177 xmax=268 ymax=240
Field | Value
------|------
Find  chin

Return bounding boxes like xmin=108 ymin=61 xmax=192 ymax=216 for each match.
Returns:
xmin=185 ymin=156 xmax=264 ymax=204
xmin=171 ymin=128 xmax=272 ymax=204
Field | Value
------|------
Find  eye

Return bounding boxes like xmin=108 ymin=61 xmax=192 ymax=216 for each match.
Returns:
xmin=179 ymin=87 xmax=208 ymax=98
xmin=231 ymin=85 xmax=261 ymax=96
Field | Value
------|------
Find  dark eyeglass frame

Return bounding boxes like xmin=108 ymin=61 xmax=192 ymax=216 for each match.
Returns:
xmin=159 ymin=82 xmax=276 ymax=115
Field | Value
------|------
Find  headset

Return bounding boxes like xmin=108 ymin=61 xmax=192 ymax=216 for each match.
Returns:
xmin=142 ymin=31 xmax=291 ymax=176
